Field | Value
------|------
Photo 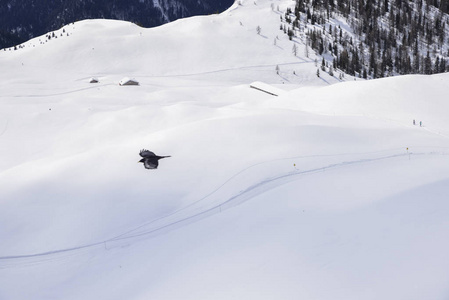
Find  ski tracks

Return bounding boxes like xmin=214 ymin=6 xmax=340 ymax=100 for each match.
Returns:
xmin=1 ymin=148 xmax=448 ymax=268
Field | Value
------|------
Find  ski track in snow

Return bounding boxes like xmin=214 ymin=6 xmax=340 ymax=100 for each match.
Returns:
xmin=139 ymin=61 xmax=314 ymax=78
xmin=0 ymin=83 xmax=115 ymax=98
xmin=0 ymin=62 xmax=315 ymax=99
xmin=1 ymin=148 xmax=447 ymax=268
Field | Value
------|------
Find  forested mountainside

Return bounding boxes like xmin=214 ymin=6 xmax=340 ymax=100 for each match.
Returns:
xmin=0 ymin=0 xmax=233 ymax=49
xmin=283 ymin=0 xmax=449 ymax=78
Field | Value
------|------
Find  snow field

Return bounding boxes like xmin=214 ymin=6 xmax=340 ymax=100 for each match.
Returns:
xmin=1 ymin=0 xmax=449 ymax=299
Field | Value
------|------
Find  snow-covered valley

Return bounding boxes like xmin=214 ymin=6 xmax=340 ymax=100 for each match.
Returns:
xmin=1 ymin=0 xmax=449 ymax=299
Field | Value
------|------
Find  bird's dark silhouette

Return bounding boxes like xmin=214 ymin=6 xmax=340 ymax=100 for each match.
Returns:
xmin=138 ymin=149 xmax=171 ymax=169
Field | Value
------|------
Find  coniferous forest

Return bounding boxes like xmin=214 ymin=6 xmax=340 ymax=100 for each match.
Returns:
xmin=285 ymin=0 xmax=449 ymax=78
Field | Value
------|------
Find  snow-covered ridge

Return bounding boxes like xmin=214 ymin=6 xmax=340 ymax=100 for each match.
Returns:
xmin=0 ymin=0 xmax=344 ymax=84
xmin=0 ymin=0 xmax=233 ymax=49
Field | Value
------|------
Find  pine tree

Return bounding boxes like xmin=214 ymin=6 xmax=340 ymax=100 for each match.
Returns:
xmin=424 ymin=51 xmax=433 ymax=74
xmin=288 ymin=28 xmax=294 ymax=40
xmin=434 ymin=56 xmax=440 ymax=73
xmin=339 ymin=49 xmax=350 ymax=72
xmin=413 ymin=53 xmax=420 ymax=73
xmin=305 ymin=38 xmax=310 ymax=58
xmin=440 ymin=58 xmax=447 ymax=73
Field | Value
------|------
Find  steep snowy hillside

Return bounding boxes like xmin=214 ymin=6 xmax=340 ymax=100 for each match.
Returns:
xmin=286 ymin=0 xmax=449 ymax=78
xmin=1 ymin=0 xmax=449 ymax=299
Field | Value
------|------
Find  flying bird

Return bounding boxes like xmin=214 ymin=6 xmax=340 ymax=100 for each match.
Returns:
xmin=138 ymin=149 xmax=171 ymax=169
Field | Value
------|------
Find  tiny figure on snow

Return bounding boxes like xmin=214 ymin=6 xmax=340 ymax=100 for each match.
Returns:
xmin=413 ymin=119 xmax=415 ymax=125
xmin=420 ymin=121 xmax=422 ymax=127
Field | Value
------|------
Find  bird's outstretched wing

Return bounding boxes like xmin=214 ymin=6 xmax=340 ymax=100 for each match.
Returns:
xmin=140 ymin=149 xmax=156 ymax=158
xmin=143 ymin=158 xmax=159 ymax=169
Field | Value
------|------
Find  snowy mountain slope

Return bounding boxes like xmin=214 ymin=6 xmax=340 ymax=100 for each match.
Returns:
xmin=1 ymin=0 xmax=449 ymax=299
xmin=2 ymin=0 xmax=342 ymax=84
xmin=0 ymin=0 xmax=234 ymax=49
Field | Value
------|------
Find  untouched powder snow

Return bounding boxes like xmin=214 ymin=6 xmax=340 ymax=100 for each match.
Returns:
xmin=0 ymin=0 xmax=449 ymax=299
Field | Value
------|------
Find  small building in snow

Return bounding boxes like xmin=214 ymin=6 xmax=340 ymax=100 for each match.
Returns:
xmin=119 ymin=77 xmax=139 ymax=86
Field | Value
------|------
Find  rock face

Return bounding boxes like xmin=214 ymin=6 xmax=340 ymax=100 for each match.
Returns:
xmin=0 ymin=0 xmax=234 ymax=48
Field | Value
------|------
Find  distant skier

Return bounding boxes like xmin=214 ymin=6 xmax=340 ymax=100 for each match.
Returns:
xmin=413 ymin=119 xmax=415 ymax=125
xmin=420 ymin=121 xmax=422 ymax=127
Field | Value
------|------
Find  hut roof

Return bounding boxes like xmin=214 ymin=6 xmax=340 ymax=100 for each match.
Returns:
xmin=119 ymin=77 xmax=139 ymax=86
